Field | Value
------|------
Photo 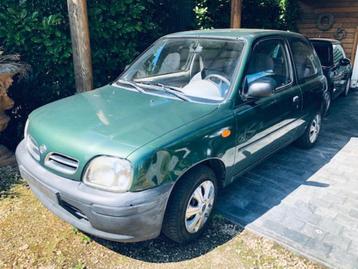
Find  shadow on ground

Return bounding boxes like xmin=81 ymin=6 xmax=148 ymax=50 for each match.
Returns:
xmin=217 ymin=89 xmax=358 ymax=226
xmin=92 ymin=217 xmax=242 ymax=262
xmin=0 ymin=166 xmax=22 ymax=200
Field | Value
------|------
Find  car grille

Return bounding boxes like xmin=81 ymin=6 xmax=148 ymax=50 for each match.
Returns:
xmin=45 ymin=153 xmax=79 ymax=175
xmin=26 ymin=135 xmax=40 ymax=161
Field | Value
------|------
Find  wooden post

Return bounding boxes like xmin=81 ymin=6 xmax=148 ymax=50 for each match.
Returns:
xmin=231 ymin=0 xmax=242 ymax=28
xmin=67 ymin=0 xmax=93 ymax=92
xmin=352 ymin=27 xmax=358 ymax=64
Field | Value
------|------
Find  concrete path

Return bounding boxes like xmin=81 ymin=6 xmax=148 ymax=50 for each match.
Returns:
xmin=218 ymin=90 xmax=358 ymax=269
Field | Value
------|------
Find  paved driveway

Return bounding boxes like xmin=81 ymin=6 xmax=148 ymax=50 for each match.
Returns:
xmin=218 ymin=90 xmax=358 ymax=269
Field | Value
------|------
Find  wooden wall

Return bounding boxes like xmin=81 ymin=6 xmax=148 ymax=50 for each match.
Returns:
xmin=297 ymin=0 xmax=358 ymax=60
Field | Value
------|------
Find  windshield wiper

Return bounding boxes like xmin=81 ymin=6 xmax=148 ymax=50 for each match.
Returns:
xmin=137 ymin=81 xmax=190 ymax=101
xmin=115 ymin=79 xmax=146 ymax=93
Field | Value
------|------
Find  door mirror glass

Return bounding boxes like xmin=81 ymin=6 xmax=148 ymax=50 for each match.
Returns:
xmin=340 ymin=58 xmax=350 ymax=66
xmin=247 ymin=77 xmax=276 ymax=98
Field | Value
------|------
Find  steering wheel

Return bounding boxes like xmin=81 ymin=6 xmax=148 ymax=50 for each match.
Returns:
xmin=204 ymin=74 xmax=230 ymax=88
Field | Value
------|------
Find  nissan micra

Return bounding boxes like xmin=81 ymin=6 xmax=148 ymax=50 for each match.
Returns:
xmin=16 ymin=29 xmax=326 ymax=243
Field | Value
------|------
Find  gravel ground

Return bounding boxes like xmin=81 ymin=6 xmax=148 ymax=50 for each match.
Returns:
xmin=0 ymin=166 xmax=324 ymax=269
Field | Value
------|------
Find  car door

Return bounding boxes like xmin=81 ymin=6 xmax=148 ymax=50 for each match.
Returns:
xmin=289 ymin=38 xmax=325 ymax=121
xmin=331 ymin=43 xmax=347 ymax=97
xmin=232 ymin=37 xmax=302 ymax=178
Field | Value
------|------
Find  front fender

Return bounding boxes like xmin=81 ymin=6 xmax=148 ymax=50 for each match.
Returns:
xmin=128 ymin=109 xmax=236 ymax=191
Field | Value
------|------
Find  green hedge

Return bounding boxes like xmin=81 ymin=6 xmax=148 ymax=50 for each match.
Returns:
xmin=0 ymin=0 xmax=175 ymax=148
xmin=0 ymin=0 xmax=299 ymax=149
xmin=194 ymin=0 xmax=299 ymax=30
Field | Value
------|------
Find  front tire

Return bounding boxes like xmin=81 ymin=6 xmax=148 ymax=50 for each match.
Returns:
xmin=296 ymin=112 xmax=322 ymax=149
xmin=162 ymin=165 xmax=217 ymax=244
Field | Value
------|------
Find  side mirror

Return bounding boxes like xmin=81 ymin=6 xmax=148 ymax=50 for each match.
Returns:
xmin=340 ymin=58 xmax=350 ymax=66
xmin=124 ymin=64 xmax=130 ymax=71
xmin=247 ymin=77 xmax=276 ymax=98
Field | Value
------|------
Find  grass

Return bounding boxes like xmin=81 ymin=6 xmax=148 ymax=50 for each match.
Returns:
xmin=0 ymin=166 xmax=324 ymax=269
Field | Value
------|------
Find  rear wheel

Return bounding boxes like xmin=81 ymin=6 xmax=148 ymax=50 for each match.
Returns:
xmin=162 ymin=165 xmax=217 ymax=243
xmin=343 ymin=78 xmax=351 ymax=97
xmin=323 ymin=90 xmax=331 ymax=116
xmin=296 ymin=112 xmax=322 ymax=149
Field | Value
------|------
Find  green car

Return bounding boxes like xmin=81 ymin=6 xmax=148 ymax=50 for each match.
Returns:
xmin=16 ymin=29 xmax=326 ymax=243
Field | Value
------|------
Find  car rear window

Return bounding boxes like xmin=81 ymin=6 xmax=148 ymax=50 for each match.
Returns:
xmin=311 ymin=42 xmax=333 ymax=67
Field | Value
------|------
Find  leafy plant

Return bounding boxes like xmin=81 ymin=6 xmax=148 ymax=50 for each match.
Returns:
xmin=0 ymin=0 xmax=171 ymax=149
xmin=194 ymin=0 xmax=300 ymax=30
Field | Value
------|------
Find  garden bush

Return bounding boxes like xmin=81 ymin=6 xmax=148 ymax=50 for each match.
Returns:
xmin=0 ymin=0 xmax=175 ymax=149
xmin=194 ymin=0 xmax=300 ymax=30
xmin=0 ymin=0 xmax=299 ymax=149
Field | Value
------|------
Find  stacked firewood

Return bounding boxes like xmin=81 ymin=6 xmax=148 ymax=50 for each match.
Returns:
xmin=0 ymin=49 xmax=29 ymax=166
xmin=0 ymin=73 xmax=14 ymax=132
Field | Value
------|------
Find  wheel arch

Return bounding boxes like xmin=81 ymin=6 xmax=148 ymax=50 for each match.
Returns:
xmin=171 ymin=158 xmax=227 ymax=193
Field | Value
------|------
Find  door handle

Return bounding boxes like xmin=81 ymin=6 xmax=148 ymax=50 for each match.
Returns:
xmin=293 ymin=96 xmax=300 ymax=103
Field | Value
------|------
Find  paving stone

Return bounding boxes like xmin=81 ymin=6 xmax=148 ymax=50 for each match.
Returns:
xmin=323 ymin=233 xmax=352 ymax=252
xmin=349 ymin=209 xmax=358 ymax=219
xmin=302 ymin=223 xmax=326 ymax=241
xmin=280 ymin=214 xmax=306 ymax=231
xmin=347 ymin=241 xmax=358 ymax=256
xmin=318 ymin=218 xmax=345 ymax=236
xmin=218 ymin=90 xmax=358 ymax=269
xmin=304 ymin=238 xmax=332 ymax=258
xmin=328 ymin=247 xmax=358 ymax=269
xmin=334 ymin=214 xmax=358 ymax=230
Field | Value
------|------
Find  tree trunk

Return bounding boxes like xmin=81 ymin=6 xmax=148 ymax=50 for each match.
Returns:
xmin=231 ymin=0 xmax=242 ymax=28
xmin=67 ymin=0 xmax=93 ymax=92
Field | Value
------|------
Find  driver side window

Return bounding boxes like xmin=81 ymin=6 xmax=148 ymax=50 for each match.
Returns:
xmin=244 ymin=39 xmax=291 ymax=94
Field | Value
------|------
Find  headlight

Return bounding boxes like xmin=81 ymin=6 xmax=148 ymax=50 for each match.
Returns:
xmin=83 ymin=156 xmax=133 ymax=192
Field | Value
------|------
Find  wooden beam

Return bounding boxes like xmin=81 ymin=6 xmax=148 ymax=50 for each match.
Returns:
xmin=231 ymin=0 xmax=242 ymax=28
xmin=352 ymin=27 xmax=358 ymax=64
xmin=67 ymin=0 xmax=93 ymax=92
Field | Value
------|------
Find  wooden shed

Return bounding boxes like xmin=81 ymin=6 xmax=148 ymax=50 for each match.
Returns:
xmin=297 ymin=0 xmax=358 ymax=87
xmin=297 ymin=0 xmax=358 ymax=59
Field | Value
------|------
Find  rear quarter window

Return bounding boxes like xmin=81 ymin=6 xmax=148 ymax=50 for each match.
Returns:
xmin=332 ymin=44 xmax=346 ymax=66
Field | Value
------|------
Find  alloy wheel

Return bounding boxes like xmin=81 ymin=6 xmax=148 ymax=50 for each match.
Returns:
xmin=309 ymin=114 xmax=321 ymax=143
xmin=323 ymin=91 xmax=331 ymax=115
xmin=185 ymin=180 xmax=215 ymax=234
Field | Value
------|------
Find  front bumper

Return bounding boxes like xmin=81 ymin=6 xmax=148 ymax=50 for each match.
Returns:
xmin=15 ymin=140 xmax=173 ymax=242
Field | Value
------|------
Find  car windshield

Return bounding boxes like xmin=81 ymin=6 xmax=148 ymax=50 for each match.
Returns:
xmin=119 ymin=38 xmax=245 ymax=103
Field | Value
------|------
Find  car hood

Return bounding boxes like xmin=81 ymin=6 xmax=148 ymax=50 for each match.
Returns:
xmin=28 ymin=85 xmax=217 ymax=165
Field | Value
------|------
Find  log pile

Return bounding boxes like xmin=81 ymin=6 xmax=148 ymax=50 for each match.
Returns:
xmin=0 ymin=73 xmax=16 ymax=167
xmin=0 ymin=73 xmax=14 ymax=133
xmin=0 ymin=50 xmax=29 ymax=167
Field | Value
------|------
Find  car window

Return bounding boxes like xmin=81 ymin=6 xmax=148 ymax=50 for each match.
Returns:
xmin=290 ymin=39 xmax=321 ymax=81
xmin=121 ymin=38 xmax=245 ymax=103
xmin=134 ymin=41 xmax=192 ymax=78
xmin=311 ymin=42 xmax=333 ymax=67
xmin=244 ymin=39 xmax=291 ymax=92
xmin=333 ymin=44 xmax=346 ymax=66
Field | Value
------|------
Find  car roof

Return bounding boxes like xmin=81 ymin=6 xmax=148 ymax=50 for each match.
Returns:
xmin=165 ymin=28 xmax=304 ymax=41
xmin=309 ymin=38 xmax=341 ymax=45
